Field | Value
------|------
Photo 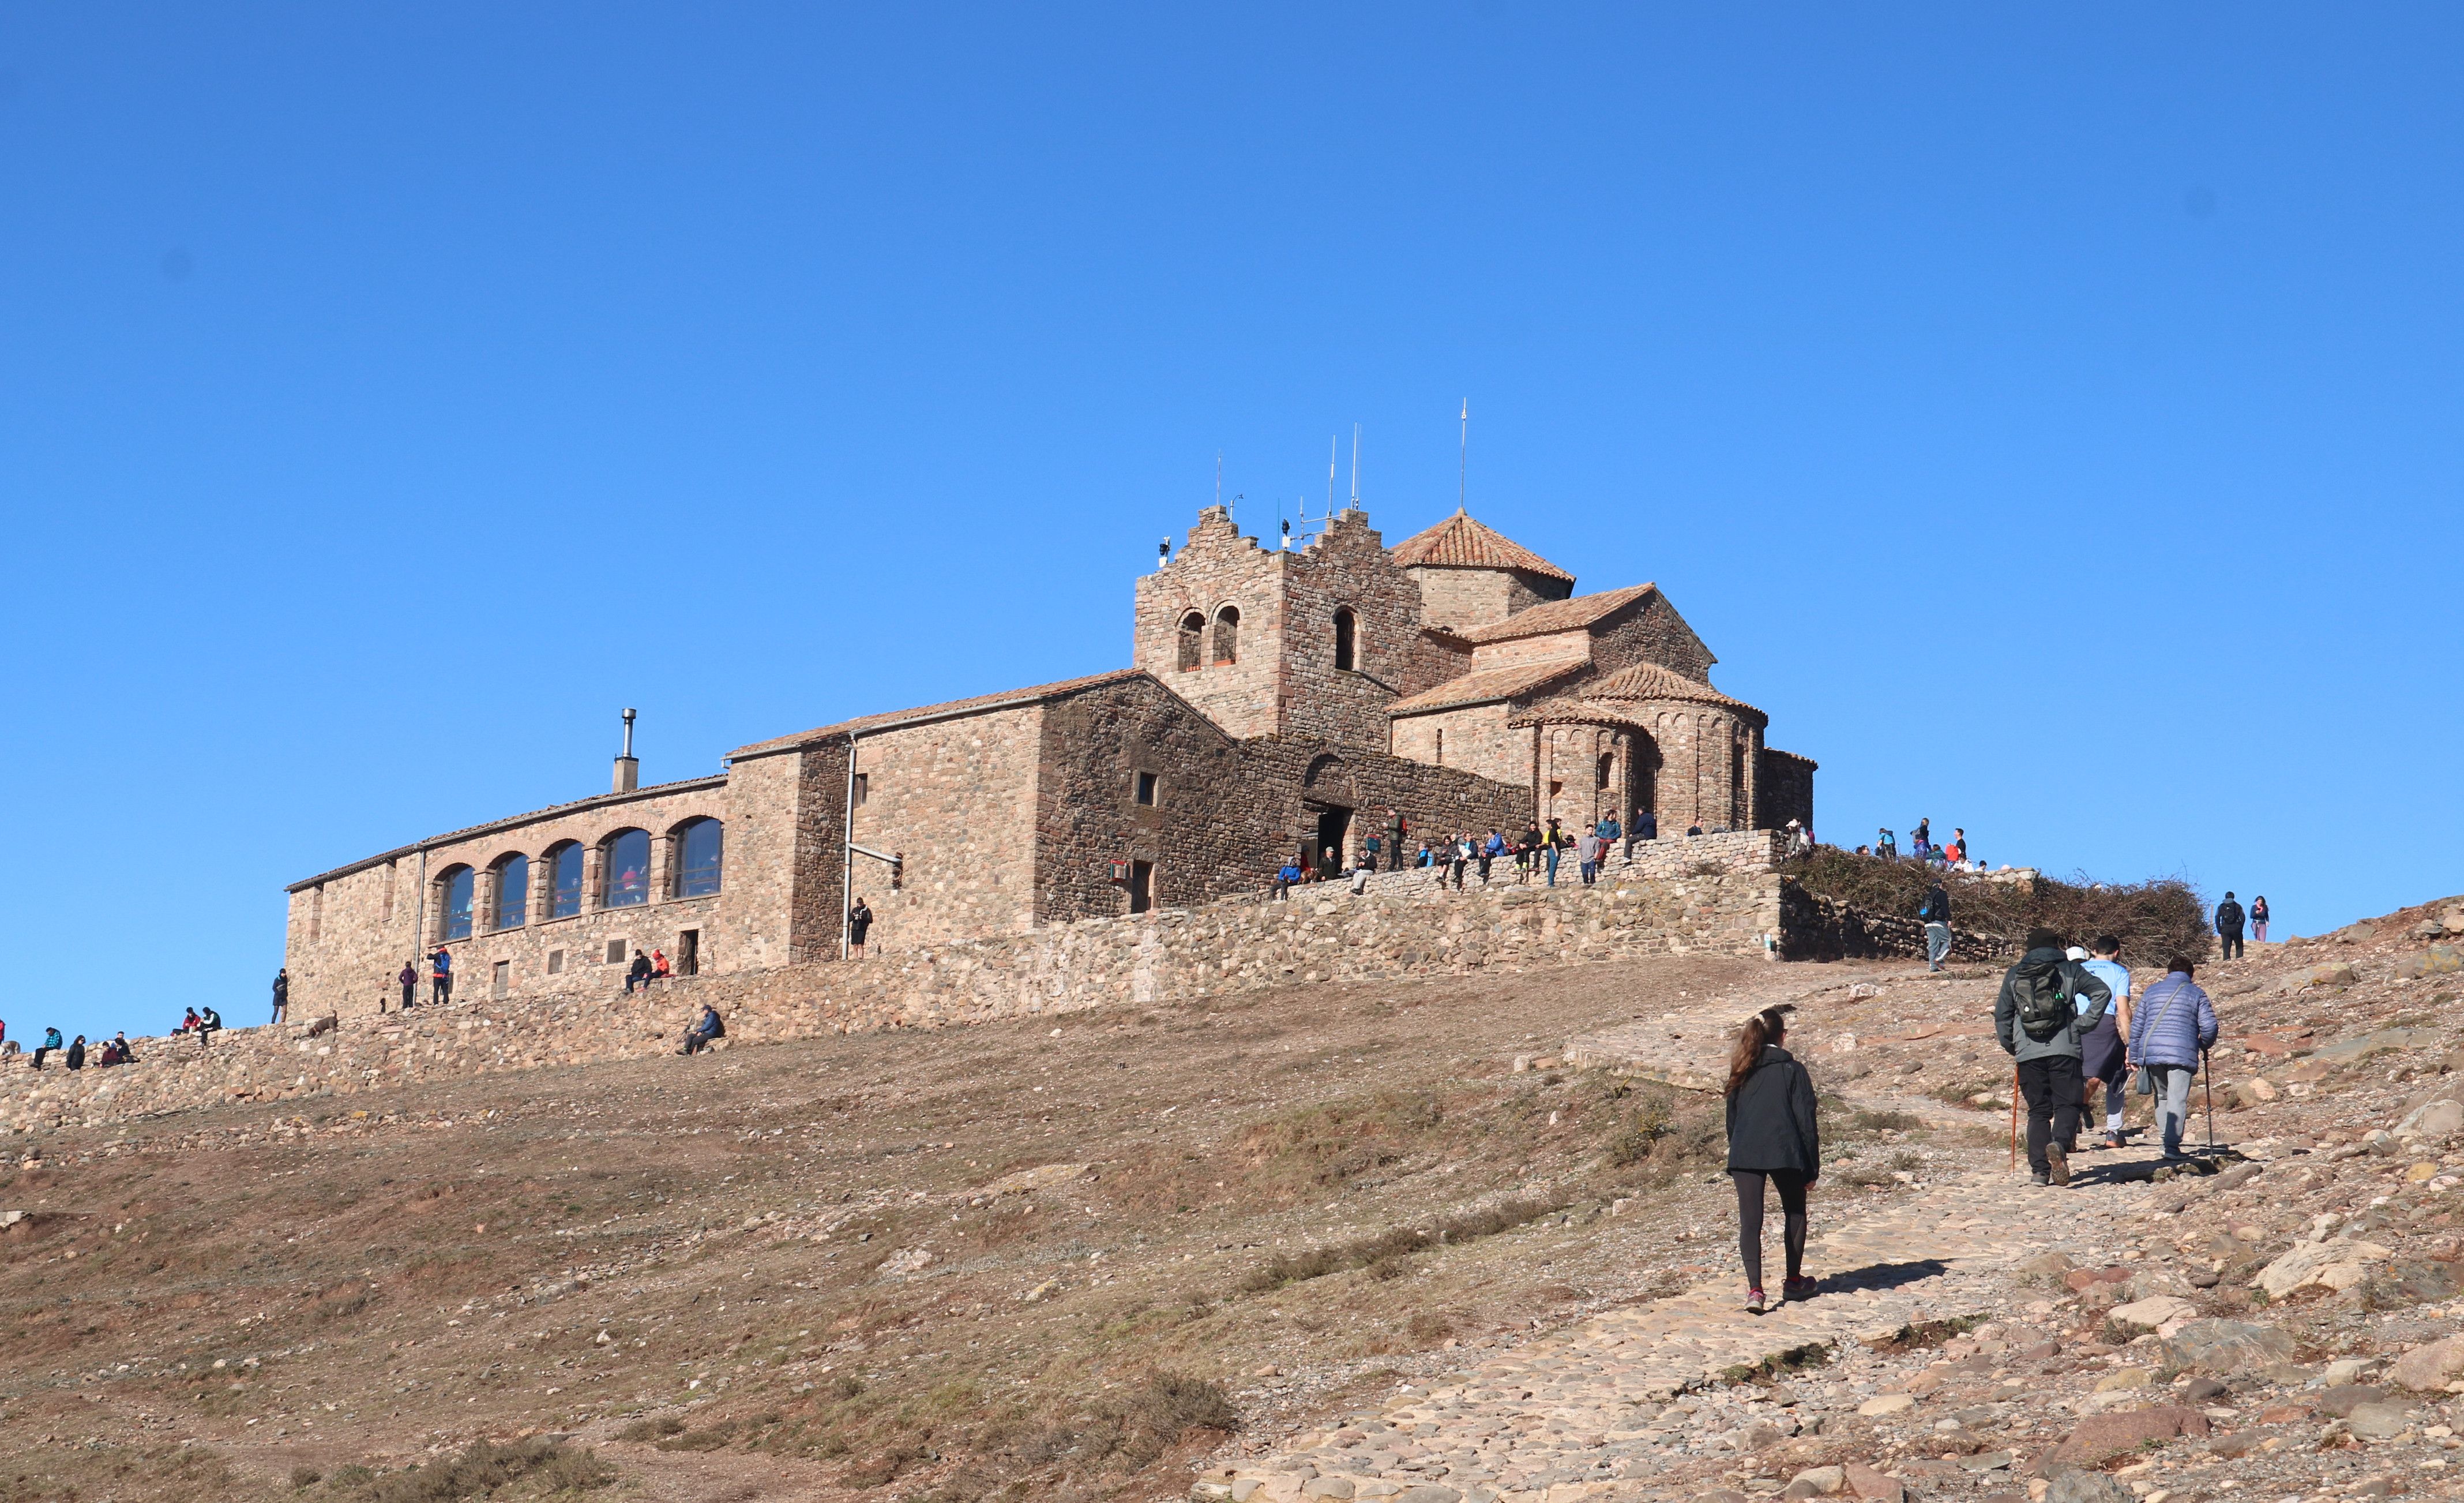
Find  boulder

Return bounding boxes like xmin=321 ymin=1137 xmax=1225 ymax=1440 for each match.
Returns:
xmin=2347 ymin=1402 xmax=2412 ymax=1441
xmin=2108 ymin=1295 xmax=2199 ymax=1333
xmin=2317 ymin=1384 xmax=2388 ymax=1417
xmin=2038 ymin=1407 xmax=2210 ymax=1469
xmin=2254 ymin=1239 xmax=2392 ymax=1298
xmin=2361 ymin=1258 xmax=2464 ymax=1310
xmin=1841 ymin=1464 xmax=1903 ymax=1503
xmin=1788 ymin=1466 xmax=1846 ymax=1495
xmin=2042 ymin=1471 xmax=2132 ymax=1503
xmin=1856 ymin=1395 xmax=1914 ymax=1417
xmin=2308 ymin=962 xmax=2359 ymax=988
xmin=2391 ymin=1333 xmax=2464 ymax=1392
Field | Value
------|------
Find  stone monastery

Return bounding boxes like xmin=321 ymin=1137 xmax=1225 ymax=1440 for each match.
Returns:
xmin=282 ymin=505 xmax=1815 ymax=1018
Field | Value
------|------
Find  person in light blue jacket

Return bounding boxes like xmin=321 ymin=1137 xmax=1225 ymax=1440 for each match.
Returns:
xmin=2128 ymin=957 xmax=2219 ymax=1160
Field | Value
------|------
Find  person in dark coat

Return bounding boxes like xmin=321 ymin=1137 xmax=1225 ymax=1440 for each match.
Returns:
xmin=271 ymin=967 xmax=289 ymax=1024
xmin=625 ymin=950 xmax=655 ymax=994
xmin=847 ymin=898 xmax=874 ymax=957
xmin=397 ymin=961 xmax=418 ymax=1013
xmin=2214 ymin=893 xmax=2247 ymax=961
xmin=1725 ymin=1005 xmax=1820 ymax=1313
xmin=65 ymin=1035 xmax=87 ymax=1070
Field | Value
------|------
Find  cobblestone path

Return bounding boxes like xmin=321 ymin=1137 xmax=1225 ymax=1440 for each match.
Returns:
xmin=1203 ymin=1120 xmax=2093 ymax=1503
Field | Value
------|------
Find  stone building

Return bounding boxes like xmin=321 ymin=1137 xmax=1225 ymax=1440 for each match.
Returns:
xmin=282 ymin=504 xmax=1813 ymax=1018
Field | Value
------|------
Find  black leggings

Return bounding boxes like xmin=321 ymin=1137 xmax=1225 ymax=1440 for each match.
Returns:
xmin=1733 ymin=1170 xmax=1809 ymax=1291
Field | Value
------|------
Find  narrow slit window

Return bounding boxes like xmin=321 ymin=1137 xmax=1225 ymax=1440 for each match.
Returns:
xmin=1133 ymin=771 xmax=1158 ymax=807
xmin=1176 ymin=613 xmax=1204 ymax=671
xmin=1332 ymin=608 xmax=1356 ymax=671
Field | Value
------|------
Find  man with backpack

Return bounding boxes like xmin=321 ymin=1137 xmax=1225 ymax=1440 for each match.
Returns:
xmin=1994 ymin=927 xmax=2114 ymax=1187
xmin=2214 ymin=892 xmax=2247 ymax=961
xmin=1918 ymin=881 xmax=1952 ymax=972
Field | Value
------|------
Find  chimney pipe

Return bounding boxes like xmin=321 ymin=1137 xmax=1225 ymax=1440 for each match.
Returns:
xmin=613 ymin=707 xmax=639 ymax=793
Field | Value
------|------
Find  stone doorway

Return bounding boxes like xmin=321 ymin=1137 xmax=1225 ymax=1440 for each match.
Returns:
xmin=1306 ymin=804 xmax=1352 ymax=878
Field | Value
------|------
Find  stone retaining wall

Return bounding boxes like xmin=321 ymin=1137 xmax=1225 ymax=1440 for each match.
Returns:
xmin=2 ymin=866 xmax=1786 ymax=1135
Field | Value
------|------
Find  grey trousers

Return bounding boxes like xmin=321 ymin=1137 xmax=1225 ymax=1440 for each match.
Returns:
xmin=2149 ymin=1063 xmax=2198 ymax=1155
xmin=1925 ymin=922 xmax=1952 ymax=970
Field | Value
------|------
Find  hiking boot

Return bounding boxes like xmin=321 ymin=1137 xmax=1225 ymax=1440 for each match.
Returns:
xmin=1783 ymin=1276 xmax=1818 ymax=1302
xmin=2031 ymin=1171 xmax=2050 ymax=1186
xmin=2105 ymin=1131 xmax=2126 ymax=1150
xmin=2046 ymin=1142 xmax=2071 ymax=1187
xmin=1744 ymin=1288 xmax=1767 ymax=1314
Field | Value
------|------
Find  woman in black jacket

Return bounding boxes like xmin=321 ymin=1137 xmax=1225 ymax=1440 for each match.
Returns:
xmin=1726 ymin=1005 xmax=1820 ymax=1313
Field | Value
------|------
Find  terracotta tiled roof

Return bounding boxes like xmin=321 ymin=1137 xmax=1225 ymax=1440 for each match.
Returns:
xmin=1387 ymin=509 xmax=1574 ymax=582
xmin=1453 ymin=583 xmax=1658 ymax=646
xmin=1581 ymin=660 xmax=1755 ymax=711
xmin=1385 ymin=659 xmax=1588 ymax=716
xmin=730 ymin=669 xmax=1150 ymax=759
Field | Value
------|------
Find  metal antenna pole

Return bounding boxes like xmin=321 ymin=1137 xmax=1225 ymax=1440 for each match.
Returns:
xmin=1458 ymin=399 xmax=1469 ymax=512
xmin=1326 ymin=436 xmax=1336 ymax=522
xmin=1349 ymin=423 xmax=1360 ymax=512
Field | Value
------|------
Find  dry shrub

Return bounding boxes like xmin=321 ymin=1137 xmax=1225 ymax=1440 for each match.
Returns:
xmin=1235 ymin=1194 xmax=1562 ymax=1294
xmin=1234 ymin=1092 xmax=1444 ymax=1193
xmin=335 ymin=1438 xmax=615 ymax=1501
xmin=1783 ymin=849 xmax=2210 ymax=962
xmin=615 ymin=1416 xmax=685 ymax=1442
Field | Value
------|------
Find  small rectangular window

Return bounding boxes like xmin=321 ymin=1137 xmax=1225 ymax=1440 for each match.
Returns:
xmin=547 ymin=949 xmax=565 ymax=976
xmin=606 ymin=939 xmax=626 ymax=964
xmin=852 ymin=773 xmax=869 ymax=807
xmin=1133 ymin=771 xmax=1158 ymax=807
xmin=491 ymin=960 xmax=510 ymax=1000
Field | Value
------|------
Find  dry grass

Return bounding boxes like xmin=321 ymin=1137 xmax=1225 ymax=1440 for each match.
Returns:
xmin=326 ymin=1440 xmax=613 ymax=1501
xmin=1783 ymin=848 xmax=2211 ymax=962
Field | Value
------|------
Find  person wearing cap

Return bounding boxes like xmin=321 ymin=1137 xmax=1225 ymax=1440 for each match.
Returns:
xmin=1723 ymin=1005 xmax=1820 ymax=1314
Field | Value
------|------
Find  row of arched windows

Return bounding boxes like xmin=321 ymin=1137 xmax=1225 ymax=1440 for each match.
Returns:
xmin=1173 ymin=605 xmax=1362 ymax=672
xmin=436 ymin=818 xmax=722 ymax=940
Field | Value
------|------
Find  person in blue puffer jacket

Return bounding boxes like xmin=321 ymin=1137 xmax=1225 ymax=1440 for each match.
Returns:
xmin=2129 ymin=957 xmax=2220 ymax=1160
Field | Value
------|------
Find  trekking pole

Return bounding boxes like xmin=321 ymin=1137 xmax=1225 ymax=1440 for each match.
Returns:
xmin=2202 ymin=1048 xmax=2215 ymax=1152
xmin=2008 ymin=1065 xmax=2020 ymax=1170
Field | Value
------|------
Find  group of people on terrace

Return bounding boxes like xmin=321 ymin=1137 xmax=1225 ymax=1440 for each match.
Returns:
xmin=1267 ymin=804 xmax=1798 ymax=901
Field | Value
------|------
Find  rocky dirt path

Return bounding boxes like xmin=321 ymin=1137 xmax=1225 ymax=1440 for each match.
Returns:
xmin=1197 ymin=973 xmax=2102 ymax=1503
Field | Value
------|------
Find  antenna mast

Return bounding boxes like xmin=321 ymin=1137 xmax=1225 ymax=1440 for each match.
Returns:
xmin=1458 ymin=399 xmax=1469 ymax=513
xmin=1347 ymin=423 xmax=1361 ymax=514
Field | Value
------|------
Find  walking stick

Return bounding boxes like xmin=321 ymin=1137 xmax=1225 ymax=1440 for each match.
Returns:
xmin=2202 ymin=1048 xmax=2215 ymax=1152
xmin=2009 ymin=1065 xmax=2020 ymax=1170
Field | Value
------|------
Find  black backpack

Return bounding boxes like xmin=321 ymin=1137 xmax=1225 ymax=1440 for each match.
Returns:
xmin=2012 ymin=958 xmax=2075 ymax=1043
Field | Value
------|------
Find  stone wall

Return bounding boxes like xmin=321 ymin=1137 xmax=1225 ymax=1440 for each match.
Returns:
xmin=283 ymin=775 xmax=743 ymax=1022
xmin=1276 ymin=511 xmax=1442 ymax=756
xmin=840 ymin=703 xmax=1046 ymax=947
xmin=1033 ymin=675 xmax=1257 ymax=921
xmin=5 ymin=865 xmax=1787 ymax=1134
xmin=1134 ymin=507 xmax=1290 ymax=743
xmin=1404 ymin=564 xmax=1562 ymax=633
xmin=1590 ymin=592 xmax=1715 ymax=681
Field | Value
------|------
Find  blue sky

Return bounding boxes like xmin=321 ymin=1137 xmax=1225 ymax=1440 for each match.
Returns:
xmin=4 ymin=7 xmax=2459 ymax=1038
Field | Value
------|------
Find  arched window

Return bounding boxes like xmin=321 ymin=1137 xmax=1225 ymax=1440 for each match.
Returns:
xmin=1176 ymin=612 xmax=1204 ymax=672
xmin=439 ymin=865 xmax=475 ymax=941
xmin=548 ymin=842 xmax=585 ymax=919
xmin=1597 ymin=752 xmax=1614 ymax=790
xmin=674 ymin=818 xmax=723 ymax=898
xmin=602 ymin=829 xmax=651 ymax=909
xmin=1211 ymin=605 xmax=1239 ymax=665
xmin=1332 ymin=608 xmax=1357 ymax=671
xmin=492 ymin=854 xmax=529 ymax=931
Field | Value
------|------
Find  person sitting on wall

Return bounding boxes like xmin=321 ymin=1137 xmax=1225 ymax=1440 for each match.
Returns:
xmin=1272 ymin=863 xmax=1299 ymax=900
xmin=197 ymin=1005 xmax=222 ymax=1045
xmin=1686 ymin=820 xmax=1704 ymax=838
xmin=113 ymin=1031 xmax=138 ymax=1065
xmin=34 ymin=1027 xmax=62 ymax=1069
xmin=179 ymin=1007 xmax=203 ymax=1034
xmin=65 ymin=1035 xmax=87 ymax=1070
xmin=94 ymin=1037 xmax=125 ymax=1067
xmin=625 ymin=950 xmax=655 ymax=995
xmin=680 ymin=1005 xmax=725 ymax=1055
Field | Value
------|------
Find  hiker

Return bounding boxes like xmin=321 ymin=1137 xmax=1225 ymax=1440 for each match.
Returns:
xmin=1479 ymin=829 xmax=1505 ymax=886
xmin=1595 ymin=812 xmax=1622 ymax=861
xmin=430 ymin=947 xmax=453 ymax=1005
xmin=1413 ymin=843 xmax=1432 ymax=869
xmin=1542 ymin=819 xmax=1563 ymax=886
xmin=2249 ymin=895 xmax=2270 ymax=943
xmin=1724 ymin=1004 xmax=1820 ymax=1314
xmin=1876 ymin=827 xmax=1896 ymax=858
xmin=1918 ymin=880 xmax=1952 ymax=972
xmin=1635 ymin=808 xmax=1657 ymax=844
xmin=2077 ymin=936 xmax=2134 ymax=1149
xmin=1945 ymin=827 xmax=1967 ymax=864
xmin=848 ymin=897 xmax=874 ymax=955
xmin=1685 ymin=820 xmax=1703 ymax=838
xmin=680 ymin=1003 xmax=725 ymax=1055
xmin=1272 ymin=862 xmax=1299 ymax=900
xmin=2130 ymin=958 xmax=2219 ymax=1160
xmin=271 ymin=967 xmax=289 ymax=1024
xmin=179 ymin=1007 xmax=203 ymax=1035
xmin=625 ymin=949 xmax=655 ymax=994
xmin=652 ymin=949 xmax=671 ymax=979
xmin=1993 ymin=927 xmax=2113 ymax=1187
xmin=1385 ymin=808 xmax=1407 ymax=872
xmin=1447 ymin=835 xmax=1468 ymax=891
xmin=1576 ymin=828 xmax=1601 ymax=886
xmin=66 ymin=1035 xmax=87 ymax=1070
xmin=197 ymin=1005 xmax=222 ymax=1045
xmin=1360 ymin=829 xmax=1383 ymax=874
xmin=1911 ymin=818 xmax=1931 ymax=856
xmin=34 ymin=1027 xmax=62 ymax=1070
xmin=2214 ymin=892 xmax=2247 ymax=961
xmin=112 ymin=1031 xmax=138 ymax=1065
xmin=1348 ymin=860 xmax=1372 ymax=895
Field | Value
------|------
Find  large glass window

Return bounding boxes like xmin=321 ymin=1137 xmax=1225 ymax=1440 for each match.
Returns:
xmin=493 ymin=854 xmax=529 ymax=931
xmin=549 ymin=843 xmax=584 ymax=919
xmin=675 ymin=818 xmax=723 ymax=898
xmin=440 ymin=866 xmax=474 ymax=940
xmin=602 ymin=830 xmax=651 ymax=909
